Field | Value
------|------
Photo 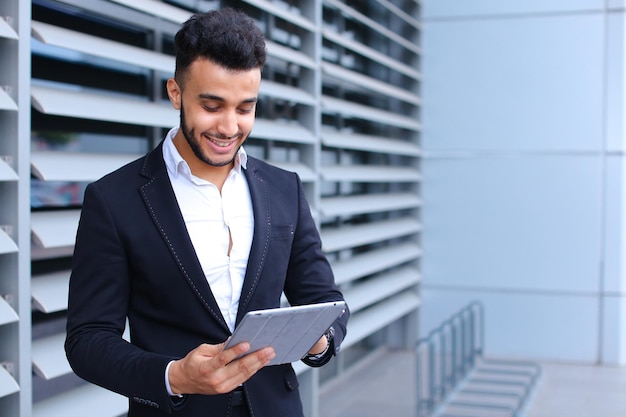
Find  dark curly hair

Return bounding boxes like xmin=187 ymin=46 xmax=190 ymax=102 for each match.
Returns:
xmin=174 ymin=8 xmax=266 ymax=86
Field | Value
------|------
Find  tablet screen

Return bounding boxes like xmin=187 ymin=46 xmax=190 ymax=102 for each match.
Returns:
xmin=225 ymin=301 xmax=346 ymax=366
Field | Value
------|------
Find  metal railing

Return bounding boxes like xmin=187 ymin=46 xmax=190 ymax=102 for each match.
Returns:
xmin=416 ymin=301 xmax=540 ymax=417
xmin=416 ymin=301 xmax=484 ymax=416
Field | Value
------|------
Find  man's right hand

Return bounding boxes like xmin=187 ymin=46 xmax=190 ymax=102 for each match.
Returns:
xmin=168 ymin=341 xmax=275 ymax=395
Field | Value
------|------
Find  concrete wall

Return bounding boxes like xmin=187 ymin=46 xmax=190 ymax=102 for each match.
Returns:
xmin=421 ymin=0 xmax=626 ymax=364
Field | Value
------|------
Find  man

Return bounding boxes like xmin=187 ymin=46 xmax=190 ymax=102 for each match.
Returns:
xmin=65 ymin=8 xmax=349 ymax=417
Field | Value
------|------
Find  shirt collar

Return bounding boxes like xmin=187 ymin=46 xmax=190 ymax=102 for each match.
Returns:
xmin=163 ymin=127 xmax=247 ymax=179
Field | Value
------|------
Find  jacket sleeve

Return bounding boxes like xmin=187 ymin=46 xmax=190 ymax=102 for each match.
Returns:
xmin=280 ymin=173 xmax=350 ymax=362
xmin=65 ymin=182 xmax=178 ymax=413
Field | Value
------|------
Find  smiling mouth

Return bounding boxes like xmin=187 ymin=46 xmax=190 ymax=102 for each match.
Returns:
xmin=206 ymin=136 xmax=238 ymax=148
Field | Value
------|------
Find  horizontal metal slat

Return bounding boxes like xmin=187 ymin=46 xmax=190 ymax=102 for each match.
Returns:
xmin=0 ymin=158 xmax=18 ymax=181
xmin=31 ymin=85 xmax=178 ymax=128
xmin=0 ymin=228 xmax=18 ymax=255
xmin=270 ymin=162 xmax=316 ymax=182
xmin=252 ymin=119 xmax=316 ymax=144
xmin=341 ymin=291 xmax=420 ymax=350
xmin=260 ymin=80 xmax=316 ymax=105
xmin=31 ymin=210 xmax=80 ymax=250
xmin=31 ymin=131 xmax=314 ymax=180
xmin=321 ymin=218 xmax=421 ymax=253
xmin=266 ymin=41 xmax=315 ymax=69
xmin=0 ymin=17 xmax=18 ymax=40
xmin=31 ymin=21 xmax=174 ymax=74
xmin=33 ymin=383 xmax=127 ymax=417
xmin=32 ymin=333 xmax=71 ymax=380
xmin=320 ymin=165 xmax=420 ymax=183
xmin=322 ymin=130 xmax=420 ymax=156
xmin=323 ymin=29 xmax=420 ymax=80
xmin=31 ymin=245 xmax=73 ymax=261
xmin=0 ymin=296 xmax=18 ymax=326
xmin=375 ymin=0 xmax=421 ymax=28
xmin=32 ymin=271 xmax=70 ymax=314
xmin=322 ymin=96 xmax=421 ymax=130
xmin=320 ymin=193 xmax=420 ymax=218
xmin=31 ymin=152 xmax=141 ymax=182
xmin=343 ymin=266 xmax=420 ymax=313
xmin=322 ymin=62 xmax=420 ymax=106
xmin=109 ymin=0 xmax=192 ymax=24
xmin=0 ymin=365 xmax=19 ymax=398
xmin=330 ymin=242 xmax=421 ymax=285
xmin=325 ymin=0 xmax=420 ymax=55
xmin=0 ymin=87 xmax=18 ymax=111
xmin=243 ymin=0 xmax=316 ymax=31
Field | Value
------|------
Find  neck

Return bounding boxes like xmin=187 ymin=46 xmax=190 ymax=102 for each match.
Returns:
xmin=172 ymin=131 xmax=234 ymax=191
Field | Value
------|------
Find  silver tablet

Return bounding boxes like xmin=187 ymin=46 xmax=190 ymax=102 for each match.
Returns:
xmin=225 ymin=301 xmax=346 ymax=366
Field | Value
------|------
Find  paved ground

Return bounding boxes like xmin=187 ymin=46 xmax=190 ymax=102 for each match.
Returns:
xmin=319 ymin=348 xmax=626 ymax=417
xmin=525 ymin=361 xmax=626 ymax=417
xmin=319 ymin=348 xmax=417 ymax=417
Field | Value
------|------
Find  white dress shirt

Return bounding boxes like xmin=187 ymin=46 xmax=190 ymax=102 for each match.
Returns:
xmin=162 ymin=127 xmax=254 ymax=332
xmin=162 ymin=127 xmax=254 ymax=396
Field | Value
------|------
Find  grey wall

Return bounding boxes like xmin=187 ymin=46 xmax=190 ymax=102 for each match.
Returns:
xmin=420 ymin=0 xmax=626 ymax=364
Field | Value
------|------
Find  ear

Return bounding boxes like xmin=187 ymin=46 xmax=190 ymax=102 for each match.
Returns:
xmin=166 ymin=78 xmax=182 ymax=110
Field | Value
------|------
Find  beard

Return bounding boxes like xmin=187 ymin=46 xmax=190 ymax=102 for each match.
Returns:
xmin=179 ymin=100 xmax=244 ymax=167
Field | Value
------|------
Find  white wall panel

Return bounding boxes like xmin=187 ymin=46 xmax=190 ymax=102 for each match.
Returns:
xmin=601 ymin=295 xmax=626 ymax=364
xmin=422 ymin=0 xmax=626 ymax=369
xmin=603 ymin=156 xmax=626 ymax=294
xmin=422 ymin=155 xmax=603 ymax=292
xmin=422 ymin=14 xmax=605 ymax=152
xmin=608 ymin=0 xmax=626 ymax=9
xmin=422 ymin=0 xmax=604 ymax=18
xmin=606 ymin=11 xmax=626 ymax=152
xmin=420 ymin=288 xmax=600 ymax=362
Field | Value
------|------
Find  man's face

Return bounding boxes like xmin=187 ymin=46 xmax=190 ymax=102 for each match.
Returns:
xmin=167 ymin=58 xmax=261 ymax=169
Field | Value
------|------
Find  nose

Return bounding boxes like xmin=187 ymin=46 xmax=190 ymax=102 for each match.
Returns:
xmin=217 ymin=110 xmax=238 ymax=138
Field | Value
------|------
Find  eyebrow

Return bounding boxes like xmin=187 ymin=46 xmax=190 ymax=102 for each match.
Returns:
xmin=198 ymin=93 xmax=258 ymax=104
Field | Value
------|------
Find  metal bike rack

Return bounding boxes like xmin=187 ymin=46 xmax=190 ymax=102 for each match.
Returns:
xmin=416 ymin=301 xmax=540 ymax=417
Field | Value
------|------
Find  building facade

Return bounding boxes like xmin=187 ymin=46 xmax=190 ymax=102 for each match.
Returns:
xmin=421 ymin=0 xmax=626 ymax=365
xmin=0 ymin=1 xmax=421 ymax=416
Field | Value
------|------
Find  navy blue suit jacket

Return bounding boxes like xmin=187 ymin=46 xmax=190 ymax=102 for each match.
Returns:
xmin=65 ymin=142 xmax=348 ymax=416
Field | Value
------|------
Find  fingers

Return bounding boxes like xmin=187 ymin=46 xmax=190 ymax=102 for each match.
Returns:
xmin=227 ymin=344 xmax=275 ymax=368
xmin=171 ymin=342 xmax=275 ymax=395
xmin=221 ymin=345 xmax=275 ymax=389
xmin=218 ymin=341 xmax=250 ymax=365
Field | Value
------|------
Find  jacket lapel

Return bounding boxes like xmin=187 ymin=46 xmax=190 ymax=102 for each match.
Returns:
xmin=138 ymin=143 xmax=229 ymax=331
xmin=237 ymin=158 xmax=271 ymax=321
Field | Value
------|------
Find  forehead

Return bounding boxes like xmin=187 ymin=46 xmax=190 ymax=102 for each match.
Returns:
xmin=183 ymin=58 xmax=261 ymax=99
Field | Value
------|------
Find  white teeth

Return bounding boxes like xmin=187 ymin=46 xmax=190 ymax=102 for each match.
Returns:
xmin=209 ymin=138 xmax=232 ymax=147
